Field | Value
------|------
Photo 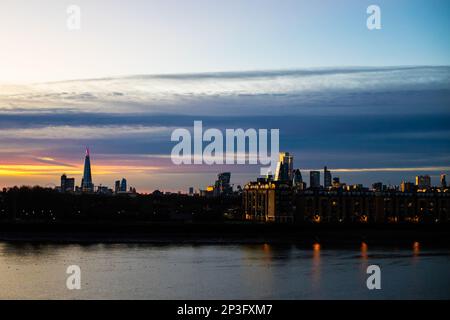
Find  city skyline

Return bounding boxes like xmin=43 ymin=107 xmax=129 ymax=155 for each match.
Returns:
xmin=1 ymin=1 xmax=449 ymax=192
xmin=1 ymin=148 xmax=447 ymax=194
xmin=1 ymin=0 xmax=450 ymax=304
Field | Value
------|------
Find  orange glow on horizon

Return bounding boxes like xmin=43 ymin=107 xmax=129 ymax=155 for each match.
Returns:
xmin=0 ymin=160 xmax=162 ymax=184
xmin=0 ymin=163 xmax=161 ymax=176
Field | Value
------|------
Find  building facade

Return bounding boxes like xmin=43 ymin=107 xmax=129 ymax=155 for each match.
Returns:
xmin=310 ymin=171 xmax=321 ymax=189
xmin=324 ymin=166 xmax=332 ymax=189
xmin=243 ymin=178 xmax=293 ymax=223
xmin=416 ymin=175 xmax=431 ymax=190
xmin=60 ymin=174 xmax=75 ymax=193
xmin=294 ymin=189 xmax=450 ymax=224
xmin=275 ymin=152 xmax=294 ymax=182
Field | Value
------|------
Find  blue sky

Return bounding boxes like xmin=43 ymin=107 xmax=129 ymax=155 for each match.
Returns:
xmin=0 ymin=1 xmax=449 ymax=191
xmin=0 ymin=0 xmax=449 ymax=82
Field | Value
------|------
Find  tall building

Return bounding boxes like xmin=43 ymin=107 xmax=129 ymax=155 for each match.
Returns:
xmin=441 ymin=174 xmax=447 ymax=188
xmin=115 ymin=180 xmax=121 ymax=193
xmin=81 ymin=148 xmax=94 ymax=192
xmin=324 ymin=166 xmax=332 ymax=189
xmin=415 ymin=175 xmax=431 ymax=189
xmin=275 ymin=152 xmax=294 ymax=182
xmin=292 ymin=169 xmax=303 ymax=186
xmin=372 ymin=182 xmax=383 ymax=192
xmin=120 ymin=178 xmax=127 ymax=192
xmin=214 ymin=172 xmax=232 ymax=196
xmin=61 ymin=174 xmax=75 ymax=193
xmin=401 ymin=181 xmax=415 ymax=193
xmin=310 ymin=171 xmax=321 ymax=189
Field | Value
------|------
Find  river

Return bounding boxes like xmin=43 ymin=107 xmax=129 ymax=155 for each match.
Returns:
xmin=0 ymin=242 xmax=448 ymax=299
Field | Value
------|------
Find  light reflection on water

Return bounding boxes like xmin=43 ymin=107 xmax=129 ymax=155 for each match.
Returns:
xmin=0 ymin=242 xmax=449 ymax=300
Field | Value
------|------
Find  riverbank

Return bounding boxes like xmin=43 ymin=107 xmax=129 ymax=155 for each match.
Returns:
xmin=0 ymin=221 xmax=449 ymax=245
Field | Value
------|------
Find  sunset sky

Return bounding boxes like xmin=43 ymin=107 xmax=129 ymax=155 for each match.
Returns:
xmin=0 ymin=0 xmax=449 ymax=192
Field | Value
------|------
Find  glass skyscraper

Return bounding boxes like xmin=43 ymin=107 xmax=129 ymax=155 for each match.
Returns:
xmin=81 ymin=147 xmax=94 ymax=192
xmin=324 ymin=166 xmax=332 ymax=189
xmin=275 ymin=152 xmax=293 ymax=182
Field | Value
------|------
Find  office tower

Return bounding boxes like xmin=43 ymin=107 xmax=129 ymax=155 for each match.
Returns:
xmin=61 ymin=174 xmax=75 ymax=193
xmin=415 ymin=175 xmax=431 ymax=189
xmin=120 ymin=178 xmax=127 ymax=192
xmin=372 ymin=182 xmax=383 ymax=192
xmin=214 ymin=172 xmax=232 ymax=195
xmin=324 ymin=166 xmax=332 ymax=188
xmin=115 ymin=180 xmax=120 ymax=193
xmin=81 ymin=147 xmax=94 ymax=192
xmin=292 ymin=169 xmax=303 ymax=186
xmin=441 ymin=174 xmax=447 ymax=188
xmin=66 ymin=178 xmax=75 ymax=192
xmin=310 ymin=171 xmax=321 ymax=189
xmin=275 ymin=152 xmax=294 ymax=182
xmin=400 ymin=181 xmax=415 ymax=193
xmin=189 ymin=187 xmax=194 ymax=195
xmin=61 ymin=174 xmax=67 ymax=192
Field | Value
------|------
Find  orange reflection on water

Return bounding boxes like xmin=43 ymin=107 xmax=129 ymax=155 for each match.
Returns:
xmin=262 ymin=243 xmax=271 ymax=253
xmin=313 ymin=243 xmax=321 ymax=253
xmin=311 ymin=242 xmax=321 ymax=293
xmin=413 ymin=241 xmax=420 ymax=257
xmin=260 ymin=243 xmax=274 ymax=263
xmin=361 ymin=242 xmax=368 ymax=260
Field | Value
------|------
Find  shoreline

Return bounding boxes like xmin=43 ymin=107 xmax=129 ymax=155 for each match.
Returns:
xmin=1 ymin=221 xmax=449 ymax=246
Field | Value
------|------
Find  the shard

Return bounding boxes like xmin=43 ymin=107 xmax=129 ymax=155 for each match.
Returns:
xmin=81 ymin=147 xmax=94 ymax=192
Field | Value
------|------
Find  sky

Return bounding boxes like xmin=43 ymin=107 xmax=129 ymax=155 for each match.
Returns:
xmin=0 ymin=0 xmax=449 ymax=192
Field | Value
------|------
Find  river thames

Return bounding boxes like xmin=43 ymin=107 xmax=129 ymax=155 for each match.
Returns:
xmin=0 ymin=242 xmax=449 ymax=299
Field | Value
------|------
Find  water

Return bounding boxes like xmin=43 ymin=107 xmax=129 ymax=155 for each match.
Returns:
xmin=0 ymin=242 xmax=449 ymax=299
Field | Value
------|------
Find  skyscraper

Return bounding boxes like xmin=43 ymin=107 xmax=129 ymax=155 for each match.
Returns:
xmin=372 ymin=182 xmax=383 ymax=192
xmin=310 ymin=171 xmax=321 ymax=189
xmin=275 ymin=152 xmax=294 ymax=182
xmin=293 ymin=169 xmax=303 ymax=186
xmin=81 ymin=147 xmax=94 ymax=192
xmin=415 ymin=175 xmax=431 ymax=189
xmin=61 ymin=174 xmax=75 ymax=193
xmin=214 ymin=172 xmax=232 ymax=195
xmin=400 ymin=181 xmax=415 ymax=193
xmin=324 ymin=166 xmax=332 ymax=189
xmin=441 ymin=174 xmax=447 ymax=188
xmin=120 ymin=178 xmax=127 ymax=192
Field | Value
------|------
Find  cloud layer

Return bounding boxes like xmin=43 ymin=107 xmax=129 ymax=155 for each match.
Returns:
xmin=1 ymin=66 xmax=449 ymax=191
